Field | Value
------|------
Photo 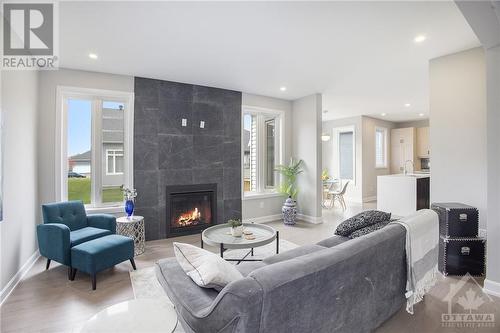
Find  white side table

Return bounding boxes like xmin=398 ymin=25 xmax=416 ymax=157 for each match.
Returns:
xmin=116 ymin=216 xmax=145 ymax=256
xmin=81 ymin=299 xmax=177 ymax=333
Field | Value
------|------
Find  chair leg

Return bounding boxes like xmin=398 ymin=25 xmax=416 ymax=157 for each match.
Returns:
xmin=70 ymin=268 xmax=77 ymax=281
xmin=130 ymin=258 xmax=137 ymax=270
xmin=46 ymin=259 xmax=51 ymax=270
xmin=68 ymin=267 xmax=72 ymax=280
xmin=91 ymin=273 xmax=97 ymax=291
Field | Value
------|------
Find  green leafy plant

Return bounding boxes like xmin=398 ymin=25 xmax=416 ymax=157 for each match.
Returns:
xmin=275 ymin=158 xmax=303 ymax=199
xmin=322 ymin=168 xmax=331 ymax=181
xmin=227 ymin=218 xmax=242 ymax=228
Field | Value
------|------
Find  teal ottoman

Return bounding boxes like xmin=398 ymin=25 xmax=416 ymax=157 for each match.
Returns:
xmin=70 ymin=234 xmax=136 ymax=290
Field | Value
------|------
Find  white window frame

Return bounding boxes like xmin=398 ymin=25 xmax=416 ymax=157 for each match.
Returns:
xmin=334 ymin=125 xmax=356 ymax=184
xmin=375 ymin=127 xmax=388 ymax=169
xmin=242 ymin=106 xmax=285 ymax=199
xmin=106 ymin=149 xmax=125 ymax=175
xmin=55 ymin=86 xmax=134 ymax=212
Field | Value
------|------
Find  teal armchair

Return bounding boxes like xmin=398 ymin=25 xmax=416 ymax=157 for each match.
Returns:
xmin=37 ymin=201 xmax=116 ymax=277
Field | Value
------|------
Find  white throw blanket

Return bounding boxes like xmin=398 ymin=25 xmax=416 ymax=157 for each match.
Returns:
xmin=391 ymin=209 xmax=439 ymax=314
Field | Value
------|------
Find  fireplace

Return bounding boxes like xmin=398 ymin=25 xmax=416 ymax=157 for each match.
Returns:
xmin=165 ymin=184 xmax=217 ymax=238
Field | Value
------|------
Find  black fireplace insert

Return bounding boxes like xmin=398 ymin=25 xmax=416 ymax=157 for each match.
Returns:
xmin=165 ymin=184 xmax=217 ymax=238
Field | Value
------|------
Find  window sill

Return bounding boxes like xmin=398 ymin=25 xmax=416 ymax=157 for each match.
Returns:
xmin=85 ymin=205 xmax=124 ymax=214
xmin=243 ymin=192 xmax=284 ymax=201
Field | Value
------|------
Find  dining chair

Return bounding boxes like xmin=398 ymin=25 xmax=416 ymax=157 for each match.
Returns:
xmin=328 ymin=180 xmax=350 ymax=210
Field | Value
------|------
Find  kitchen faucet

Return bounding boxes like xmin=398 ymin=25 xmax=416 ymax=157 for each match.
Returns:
xmin=404 ymin=160 xmax=414 ymax=175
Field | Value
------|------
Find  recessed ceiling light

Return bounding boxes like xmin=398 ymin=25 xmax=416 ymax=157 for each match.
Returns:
xmin=404 ymin=103 xmax=411 ymax=108
xmin=381 ymin=113 xmax=387 ymax=116
xmin=419 ymin=113 xmax=425 ymax=117
xmin=414 ymin=35 xmax=427 ymax=43
xmin=279 ymin=86 xmax=287 ymax=92
xmin=88 ymin=53 xmax=98 ymax=60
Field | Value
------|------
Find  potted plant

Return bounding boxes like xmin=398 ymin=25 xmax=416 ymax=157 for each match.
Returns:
xmin=227 ymin=218 xmax=243 ymax=237
xmin=275 ymin=158 xmax=303 ymax=225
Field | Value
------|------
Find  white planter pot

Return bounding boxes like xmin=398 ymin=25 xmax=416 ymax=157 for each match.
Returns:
xmin=231 ymin=226 xmax=243 ymax=237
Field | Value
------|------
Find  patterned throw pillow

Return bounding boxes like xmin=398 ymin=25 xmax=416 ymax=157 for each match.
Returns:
xmin=348 ymin=220 xmax=391 ymax=239
xmin=334 ymin=210 xmax=391 ymax=237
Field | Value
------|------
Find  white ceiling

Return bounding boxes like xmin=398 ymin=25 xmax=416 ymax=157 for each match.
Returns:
xmin=59 ymin=1 xmax=480 ymax=122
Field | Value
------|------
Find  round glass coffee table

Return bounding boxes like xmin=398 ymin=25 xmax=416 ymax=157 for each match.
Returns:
xmin=201 ymin=223 xmax=279 ymax=264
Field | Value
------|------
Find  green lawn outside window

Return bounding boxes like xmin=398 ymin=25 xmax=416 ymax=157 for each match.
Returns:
xmin=68 ymin=178 xmax=122 ymax=204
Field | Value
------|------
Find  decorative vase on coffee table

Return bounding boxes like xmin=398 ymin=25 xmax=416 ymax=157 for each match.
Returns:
xmin=231 ymin=225 xmax=243 ymax=237
xmin=282 ymin=196 xmax=297 ymax=225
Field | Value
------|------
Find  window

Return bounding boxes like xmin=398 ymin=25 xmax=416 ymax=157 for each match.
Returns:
xmin=243 ymin=107 xmax=283 ymax=196
xmin=375 ymin=127 xmax=388 ymax=168
xmin=106 ymin=149 xmax=124 ymax=175
xmin=57 ymin=87 xmax=134 ymax=209
xmin=336 ymin=126 xmax=355 ymax=182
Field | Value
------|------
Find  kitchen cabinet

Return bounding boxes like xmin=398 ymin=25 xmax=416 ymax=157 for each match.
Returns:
xmin=417 ymin=127 xmax=430 ymax=157
xmin=390 ymin=127 xmax=416 ymax=174
xmin=377 ymin=174 xmax=430 ymax=216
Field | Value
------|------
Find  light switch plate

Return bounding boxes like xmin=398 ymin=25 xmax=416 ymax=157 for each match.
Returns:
xmin=200 ymin=121 xmax=205 ymax=128
xmin=181 ymin=118 xmax=187 ymax=127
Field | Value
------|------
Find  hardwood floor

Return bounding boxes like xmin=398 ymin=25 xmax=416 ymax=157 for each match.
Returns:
xmin=1 ymin=202 xmax=499 ymax=333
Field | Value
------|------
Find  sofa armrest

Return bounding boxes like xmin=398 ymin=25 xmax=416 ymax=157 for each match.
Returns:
xmin=155 ymin=258 xmax=263 ymax=332
xmin=87 ymin=214 xmax=116 ymax=233
xmin=36 ymin=223 xmax=71 ymax=265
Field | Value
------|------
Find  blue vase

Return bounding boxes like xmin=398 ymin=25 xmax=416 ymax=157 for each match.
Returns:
xmin=125 ymin=199 xmax=135 ymax=217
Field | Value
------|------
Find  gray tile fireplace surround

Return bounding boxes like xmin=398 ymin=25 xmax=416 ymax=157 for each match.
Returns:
xmin=134 ymin=77 xmax=242 ymax=240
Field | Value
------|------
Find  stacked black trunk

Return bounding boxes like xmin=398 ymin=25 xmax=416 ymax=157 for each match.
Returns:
xmin=432 ymin=203 xmax=485 ymax=276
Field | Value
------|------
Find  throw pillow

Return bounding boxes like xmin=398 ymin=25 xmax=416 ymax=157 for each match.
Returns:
xmin=348 ymin=220 xmax=391 ymax=239
xmin=173 ymin=242 xmax=243 ymax=291
xmin=334 ymin=210 xmax=391 ymax=236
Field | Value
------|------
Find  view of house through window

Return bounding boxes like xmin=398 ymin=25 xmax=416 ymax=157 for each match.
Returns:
xmin=66 ymin=96 xmax=128 ymax=206
xmin=243 ymin=109 xmax=282 ymax=195
xmin=265 ymin=118 xmax=275 ymax=188
xmin=67 ymin=99 xmax=92 ymax=204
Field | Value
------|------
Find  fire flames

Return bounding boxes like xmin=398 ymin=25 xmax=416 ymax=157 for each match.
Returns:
xmin=177 ymin=207 xmax=201 ymax=226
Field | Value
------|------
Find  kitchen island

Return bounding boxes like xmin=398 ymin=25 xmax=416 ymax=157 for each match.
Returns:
xmin=377 ymin=174 xmax=430 ymax=217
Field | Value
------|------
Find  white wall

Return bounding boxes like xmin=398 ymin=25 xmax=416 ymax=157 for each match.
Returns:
xmin=361 ymin=116 xmax=396 ymax=201
xmin=292 ymin=94 xmax=322 ymax=219
xmin=38 ymin=69 xmax=134 ymax=206
xmin=429 ymin=47 xmax=487 ymax=228
xmin=394 ymin=119 xmax=429 ymax=128
xmin=485 ymin=45 xmax=500 ymax=295
xmin=241 ymin=93 xmax=292 ymax=221
xmin=0 ymin=71 xmax=39 ymax=299
xmin=322 ymin=116 xmax=363 ymax=203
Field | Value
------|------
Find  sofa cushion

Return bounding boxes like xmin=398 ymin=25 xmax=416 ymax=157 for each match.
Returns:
xmin=70 ymin=227 xmax=112 ymax=246
xmin=263 ymin=244 xmax=325 ymax=265
xmin=235 ymin=261 xmax=267 ymax=277
xmin=316 ymin=235 xmax=350 ymax=247
xmin=173 ymin=242 xmax=243 ymax=291
xmin=348 ymin=220 xmax=391 ymax=239
xmin=334 ymin=210 xmax=391 ymax=236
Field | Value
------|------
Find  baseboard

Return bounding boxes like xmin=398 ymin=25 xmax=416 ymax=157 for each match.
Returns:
xmin=297 ymin=214 xmax=323 ymax=224
xmin=363 ymin=196 xmax=377 ymax=203
xmin=243 ymin=214 xmax=282 ymax=224
xmin=483 ymin=279 xmax=500 ymax=298
xmin=0 ymin=250 xmax=40 ymax=306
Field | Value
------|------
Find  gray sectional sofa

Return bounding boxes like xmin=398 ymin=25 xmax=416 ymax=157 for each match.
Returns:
xmin=155 ymin=223 xmax=407 ymax=333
